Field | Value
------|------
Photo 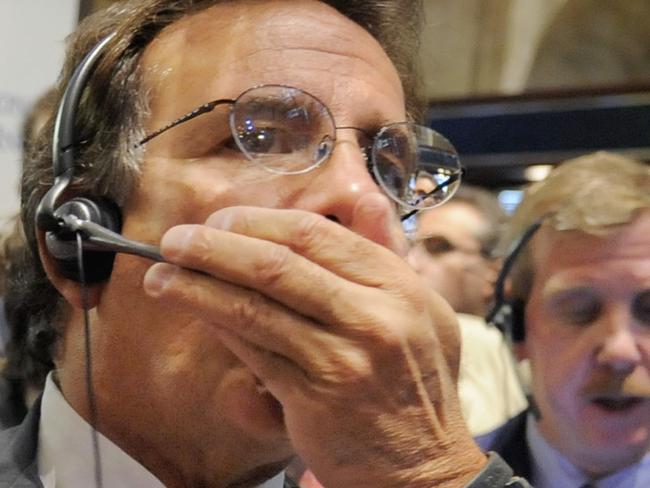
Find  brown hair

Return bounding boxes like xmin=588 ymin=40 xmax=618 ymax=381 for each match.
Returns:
xmin=449 ymin=184 xmax=508 ymax=259
xmin=503 ymin=151 xmax=650 ymax=301
xmin=11 ymin=0 xmax=424 ymax=368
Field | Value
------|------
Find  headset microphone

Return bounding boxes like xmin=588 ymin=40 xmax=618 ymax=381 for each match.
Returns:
xmin=36 ymin=33 xmax=162 ymax=283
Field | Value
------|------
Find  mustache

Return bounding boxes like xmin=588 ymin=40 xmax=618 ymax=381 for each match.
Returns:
xmin=580 ymin=370 xmax=650 ymax=399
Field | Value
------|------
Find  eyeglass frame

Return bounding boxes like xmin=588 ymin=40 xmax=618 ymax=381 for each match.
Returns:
xmin=137 ymin=84 xmax=463 ymax=219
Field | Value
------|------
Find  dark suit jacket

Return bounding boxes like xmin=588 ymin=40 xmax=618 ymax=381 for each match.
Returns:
xmin=475 ymin=410 xmax=532 ymax=481
xmin=0 ymin=375 xmax=28 ymax=431
xmin=0 ymin=397 xmax=42 ymax=487
xmin=0 ymin=399 xmax=299 ymax=488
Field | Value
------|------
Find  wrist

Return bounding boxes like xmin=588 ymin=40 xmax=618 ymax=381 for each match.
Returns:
xmin=463 ymin=452 xmax=531 ymax=488
xmin=394 ymin=443 xmax=488 ymax=488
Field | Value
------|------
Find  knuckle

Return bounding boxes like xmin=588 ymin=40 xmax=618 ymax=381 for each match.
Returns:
xmin=320 ymin=349 xmax=373 ymax=384
xmin=174 ymin=226 xmax=214 ymax=265
xmin=230 ymin=291 xmax=266 ymax=327
xmin=290 ymin=213 xmax=330 ymax=253
xmin=351 ymin=304 xmax=407 ymax=346
xmin=255 ymin=244 xmax=293 ymax=287
xmin=374 ymin=324 xmax=405 ymax=351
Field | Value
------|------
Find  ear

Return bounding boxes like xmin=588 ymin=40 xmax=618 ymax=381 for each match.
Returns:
xmin=37 ymin=229 xmax=104 ymax=309
xmin=503 ymin=276 xmax=514 ymax=297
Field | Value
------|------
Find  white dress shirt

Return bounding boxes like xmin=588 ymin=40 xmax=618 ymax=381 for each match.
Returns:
xmin=457 ymin=313 xmax=528 ymax=436
xmin=527 ymin=414 xmax=650 ymax=488
xmin=37 ymin=373 xmax=285 ymax=488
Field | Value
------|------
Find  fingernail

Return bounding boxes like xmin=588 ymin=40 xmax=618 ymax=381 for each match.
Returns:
xmin=143 ymin=263 xmax=177 ymax=297
xmin=206 ymin=208 xmax=235 ymax=230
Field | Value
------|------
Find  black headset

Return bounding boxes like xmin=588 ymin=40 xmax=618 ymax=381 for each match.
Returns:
xmin=485 ymin=217 xmax=546 ymax=343
xmin=35 ymin=33 xmax=162 ymax=284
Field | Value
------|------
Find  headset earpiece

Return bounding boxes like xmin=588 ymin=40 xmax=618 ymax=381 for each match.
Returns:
xmin=36 ymin=33 xmax=161 ymax=284
xmin=35 ymin=30 xmax=165 ymax=287
xmin=509 ymin=298 xmax=526 ymax=342
xmin=45 ymin=197 xmax=122 ymax=283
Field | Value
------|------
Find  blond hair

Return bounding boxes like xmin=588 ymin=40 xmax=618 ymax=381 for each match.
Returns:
xmin=503 ymin=151 xmax=650 ymax=301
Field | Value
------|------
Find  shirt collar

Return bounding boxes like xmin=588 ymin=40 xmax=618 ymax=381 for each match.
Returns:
xmin=37 ymin=373 xmax=285 ymax=488
xmin=527 ymin=413 xmax=650 ymax=488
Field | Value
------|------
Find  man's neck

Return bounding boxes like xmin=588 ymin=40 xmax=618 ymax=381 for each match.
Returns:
xmin=42 ymin=373 xmax=289 ymax=488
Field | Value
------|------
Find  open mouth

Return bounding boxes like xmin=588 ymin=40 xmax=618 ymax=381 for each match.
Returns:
xmin=591 ymin=397 xmax=645 ymax=411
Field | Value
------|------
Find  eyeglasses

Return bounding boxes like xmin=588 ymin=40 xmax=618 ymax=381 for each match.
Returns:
xmin=138 ymin=84 xmax=462 ymax=214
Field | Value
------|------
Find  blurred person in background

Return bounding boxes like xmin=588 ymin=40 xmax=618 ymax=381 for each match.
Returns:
xmin=0 ymin=1 xmax=532 ymax=487
xmin=478 ymin=152 xmax=650 ymax=487
xmin=0 ymin=88 xmax=56 ymax=430
xmin=408 ymin=185 xmax=528 ymax=435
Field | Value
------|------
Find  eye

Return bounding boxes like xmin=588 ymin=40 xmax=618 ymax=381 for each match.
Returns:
xmin=422 ymin=236 xmax=454 ymax=255
xmin=632 ymin=289 xmax=650 ymax=326
xmin=236 ymin=125 xmax=294 ymax=155
xmin=550 ymin=288 xmax=602 ymax=326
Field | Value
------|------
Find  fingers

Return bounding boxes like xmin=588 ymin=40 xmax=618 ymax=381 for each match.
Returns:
xmin=144 ymin=262 xmax=348 ymax=371
xmin=152 ymin=223 xmax=393 ymax=329
xmin=212 ymin=327 xmax=305 ymax=399
xmin=202 ymin=204 xmax=410 ymax=288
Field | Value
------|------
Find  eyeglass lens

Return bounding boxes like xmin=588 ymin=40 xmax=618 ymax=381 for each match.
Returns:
xmin=231 ymin=86 xmax=336 ymax=175
xmin=141 ymin=84 xmax=462 ymax=210
xmin=231 ymin=85 xmax=461 ymax=209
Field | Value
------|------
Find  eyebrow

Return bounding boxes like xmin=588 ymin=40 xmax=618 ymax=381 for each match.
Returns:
xmin=139 ymin=98 xmax=235 ymax=146
xmin=541 ymin=275 xmax=597 ymax=301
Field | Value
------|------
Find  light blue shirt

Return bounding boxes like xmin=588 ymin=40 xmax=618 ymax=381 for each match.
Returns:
xmin=527 ymin=414 xmax=650 ymax=488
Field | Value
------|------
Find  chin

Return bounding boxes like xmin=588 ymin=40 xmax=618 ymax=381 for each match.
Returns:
xmin=573 ymin=420 xmax=650 ymax=475
xmin=577 ymin=443 xmax=649 ymax=478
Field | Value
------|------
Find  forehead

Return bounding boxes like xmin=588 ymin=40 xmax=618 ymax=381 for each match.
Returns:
xmin=417 ymin=202 xmax=485 ymax=240
xmin=139 ymin=0 xmax=405 ymax=127
xmin=531 ymin=211 xmax=650 ymax=292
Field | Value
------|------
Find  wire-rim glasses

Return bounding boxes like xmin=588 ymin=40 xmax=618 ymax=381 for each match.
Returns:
xmin=138 ymin=84 xmax=463 ymax=213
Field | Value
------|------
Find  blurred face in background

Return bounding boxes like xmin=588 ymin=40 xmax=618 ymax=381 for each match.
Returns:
xmin=407 ymin=201 xmax=498 ymax=316
xmin=523 ymin=211 xmax=650 ymax=477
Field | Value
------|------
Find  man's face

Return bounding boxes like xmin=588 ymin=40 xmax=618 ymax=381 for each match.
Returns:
xmin=524 ymin=211 xmax=650 ymax=476
xmin=85 ymin=0 xmax=407 ymax=479
xmin=407 ymin=202 xmax=497 ymax=316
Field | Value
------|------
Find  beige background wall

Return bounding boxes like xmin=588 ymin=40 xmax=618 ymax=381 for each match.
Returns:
xmin=86 ymin=0 xmax=650 ymax=101
xmin=419 ymin=0 xmax=568 ymax=99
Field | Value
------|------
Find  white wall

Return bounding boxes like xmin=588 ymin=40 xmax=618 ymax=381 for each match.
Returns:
xmin=0 ymin=0 xmax=78 ymax=226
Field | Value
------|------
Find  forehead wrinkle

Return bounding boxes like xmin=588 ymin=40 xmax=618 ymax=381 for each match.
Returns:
xmin=541 ymin=275 xmax=595 ymax=301
xmin=228 ymin=48 xmax=403 ymax=123
xmin=538 ymin=256 xmax=650 ymax=302
xmin=141 ymin=0 xmax=405 ymax=131
xmin=239 ymin=8 xmax=404 ymax=104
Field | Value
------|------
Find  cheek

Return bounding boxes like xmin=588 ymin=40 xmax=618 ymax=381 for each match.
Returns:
xmin=123 ymin=156 xmax=295 ymax=238
xmin=149 ymin=317 xmax=236 ymax=393
xmin=527 ymin=328 xmax=590 ymax=410
xmin=421 ymin=258 xmax=454 ymax=287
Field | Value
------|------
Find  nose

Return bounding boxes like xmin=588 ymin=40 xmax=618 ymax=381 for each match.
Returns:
xmin=595 ymin=306 xmax=642 ymax=374
xmin=406 ymin=247 xmax=422 ymax=271
xmin=294 ymin=133 xmax=385 ymax=227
